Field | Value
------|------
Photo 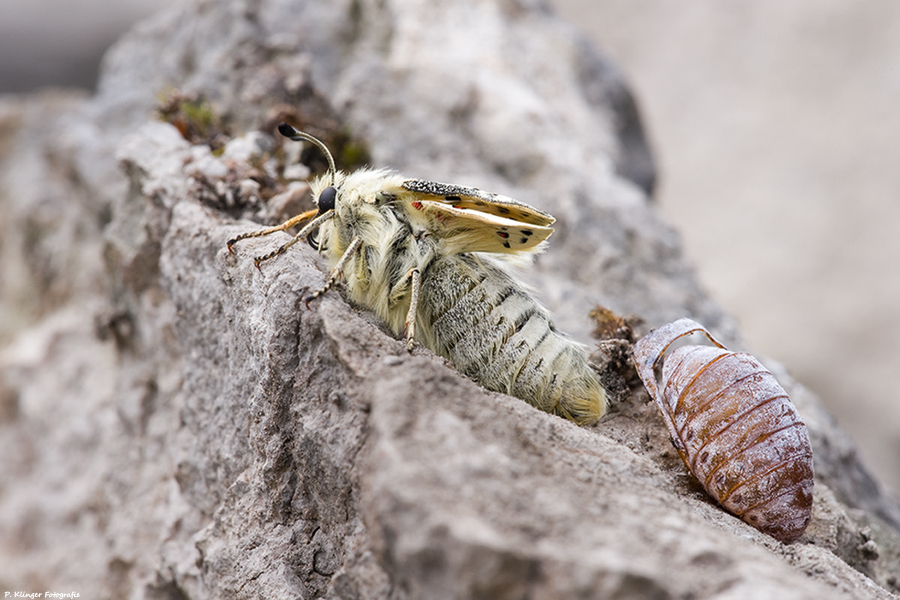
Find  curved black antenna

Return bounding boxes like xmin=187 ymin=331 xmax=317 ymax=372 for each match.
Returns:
xmin=277 ymin=123 xmax=337 ymax=186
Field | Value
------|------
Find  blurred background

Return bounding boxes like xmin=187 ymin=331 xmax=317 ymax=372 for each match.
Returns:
xmin=548 ymin=0 xmax=900 ymax=502
xmin=2 ymin=0 xmax=898 ymax=499
xmin=0 ymin=0 xmax=156 ymax=92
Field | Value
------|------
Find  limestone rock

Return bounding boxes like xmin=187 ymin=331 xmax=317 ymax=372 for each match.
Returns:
xmin=1 ymin=1 xmax=899 ymax=599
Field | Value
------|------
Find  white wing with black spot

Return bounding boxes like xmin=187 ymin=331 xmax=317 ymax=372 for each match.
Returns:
xmin=405 ymin=198 xmax=553 ymax=255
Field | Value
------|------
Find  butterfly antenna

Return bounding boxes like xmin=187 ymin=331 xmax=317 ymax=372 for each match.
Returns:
xmin=277 ymin=123 xmax=337 ymax=186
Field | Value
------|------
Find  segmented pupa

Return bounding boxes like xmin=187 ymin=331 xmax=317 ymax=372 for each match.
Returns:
xmin=633 ymin=318 xmax=814 ymax=542
xmin=228 ymin=124 xmax=608 ymax=424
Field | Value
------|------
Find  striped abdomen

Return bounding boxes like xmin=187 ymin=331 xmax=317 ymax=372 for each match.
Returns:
xmin=417 ymin=254 xmax=606 ymax=425
xmin=633 ymin=318 xmax=814 ymax=542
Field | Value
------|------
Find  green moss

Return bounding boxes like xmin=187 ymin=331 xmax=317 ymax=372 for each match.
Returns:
xmin=155 ymin=90 xmax=227 ymax=146
xmin=337 ymin=139 xmax=371 ymax=171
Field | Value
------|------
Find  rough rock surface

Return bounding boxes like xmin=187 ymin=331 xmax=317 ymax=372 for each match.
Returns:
xmin=1 ymin=0 xmax=899 ymax=598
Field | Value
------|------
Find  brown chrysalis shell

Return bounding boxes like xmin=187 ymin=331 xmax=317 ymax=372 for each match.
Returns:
xmin=632 ymin=318 xmax=814 ymax=542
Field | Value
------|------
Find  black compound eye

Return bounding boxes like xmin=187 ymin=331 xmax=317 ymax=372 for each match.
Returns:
xmin=317 ymin=186 xmax=337 ymax=214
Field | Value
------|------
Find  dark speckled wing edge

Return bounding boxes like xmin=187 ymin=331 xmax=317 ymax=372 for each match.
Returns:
xmin=402 ymin=179 xmax=555 ymax=227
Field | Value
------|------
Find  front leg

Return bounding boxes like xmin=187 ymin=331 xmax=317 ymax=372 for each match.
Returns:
xmin=304 ymin=236 xmax=363 ymax=307
xmin=227 ymin=209 xmax=333 ymax=270
xmin=227 ymin=208 xmax=316 ymax=253
xmin=252 ymin=211 xmax=333 ymax=270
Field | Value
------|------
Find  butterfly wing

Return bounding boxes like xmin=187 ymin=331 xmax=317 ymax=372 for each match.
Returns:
xmin=401 ymin=180 xmax=555 ymax=226
xmin=399 ymin=180 xmax=554 ymax=255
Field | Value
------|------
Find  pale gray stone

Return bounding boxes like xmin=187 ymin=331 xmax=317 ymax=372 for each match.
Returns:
xmin=1 ymin=1 xmax=899 ymax=598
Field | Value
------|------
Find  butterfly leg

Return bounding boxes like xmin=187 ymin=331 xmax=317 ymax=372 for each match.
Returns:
xmin=404 ymin=269 xmax=421 ymax=351
xmin=228 ymin=209 xmax=338 ymax=270
xmin=304 ymin=236 xmax=362 ymax=308
xmin=227 ymin=209 xmax=317 ymax=253
xmin=251 ymin=211 xmax=335 ymax=270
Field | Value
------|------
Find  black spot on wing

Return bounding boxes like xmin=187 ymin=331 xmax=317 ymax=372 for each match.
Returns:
xmin=499 ymin=227 xmax=537 ymax=247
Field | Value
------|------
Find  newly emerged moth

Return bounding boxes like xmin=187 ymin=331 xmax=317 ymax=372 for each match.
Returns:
xmin=228 ymin=123 xmax=608 ymax=424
